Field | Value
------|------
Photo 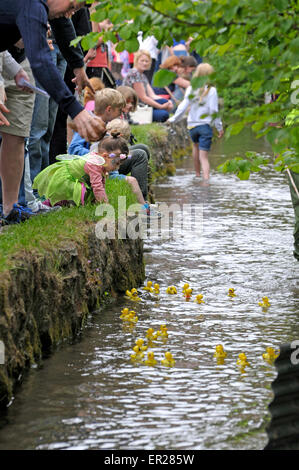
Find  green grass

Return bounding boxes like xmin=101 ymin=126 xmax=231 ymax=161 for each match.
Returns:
xmin=130 ymin=123 xmax=168 ymax=150
xmin=0 ymin=179 xmax=137 ymax=272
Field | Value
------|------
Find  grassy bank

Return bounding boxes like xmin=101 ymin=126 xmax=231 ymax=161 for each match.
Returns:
xmin=0 ymin=179 xmax=137 ymax=273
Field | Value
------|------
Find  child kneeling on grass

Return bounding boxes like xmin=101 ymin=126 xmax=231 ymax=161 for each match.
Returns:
xmin=33 ymin=132 xmax=131 ymax=207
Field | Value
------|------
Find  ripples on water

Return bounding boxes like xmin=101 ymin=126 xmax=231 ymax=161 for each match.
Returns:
xmin=0 ymin=131 xmax=298 ymax=450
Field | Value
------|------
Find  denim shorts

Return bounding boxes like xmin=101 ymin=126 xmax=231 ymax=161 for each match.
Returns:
xmin=108 ymin=171 xmax=126 ymax=180
xmin=189 ymin=124 xmax=213 ymax=151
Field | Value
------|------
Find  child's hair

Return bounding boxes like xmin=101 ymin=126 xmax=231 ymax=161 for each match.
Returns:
xmin=106 ymin=118 xmax=131 ymax=140
xmin=94 ymin=88 xmax=126 ymax=115
xmin=192 ymin=63 xmax=215 ymax=102
xmin=83 ymin=77 xmax=105 ymax=107
xmin=133 ymin=49 xmax=151 ymax=68
xmin=98 ymin=130 xmax=129 ymax=155
xmin=116 ymin=85 xmax=138 ymax=111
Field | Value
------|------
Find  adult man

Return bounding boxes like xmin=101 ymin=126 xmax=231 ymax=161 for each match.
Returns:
xmin=0 ymin=0 xmax=105 ymax=140
xmin=0 ymin=0 xmax=106 ymax=223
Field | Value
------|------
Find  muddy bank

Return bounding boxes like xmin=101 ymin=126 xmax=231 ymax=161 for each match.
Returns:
xmin=0 ymin=119 xmax=191 ymax=409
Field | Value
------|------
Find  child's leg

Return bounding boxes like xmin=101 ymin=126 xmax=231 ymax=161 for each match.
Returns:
xmin=192 ymin=143 xmax=200 ymax=177
xmin=199 ymin=150 xmax=210 ymax=181
xmin=125 ymin=176 xmax=146 ymax=205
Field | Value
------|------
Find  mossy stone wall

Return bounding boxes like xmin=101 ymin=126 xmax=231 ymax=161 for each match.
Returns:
xmin=0 ymin=119 xmax=191 ymax=409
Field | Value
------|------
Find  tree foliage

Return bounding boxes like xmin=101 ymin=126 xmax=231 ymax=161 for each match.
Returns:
xmin=77 ymin=0 xmax=299 ymax=175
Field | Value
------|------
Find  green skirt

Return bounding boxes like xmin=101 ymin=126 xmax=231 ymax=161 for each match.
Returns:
xmin=33 ymin=159 xmax=92 ymax=207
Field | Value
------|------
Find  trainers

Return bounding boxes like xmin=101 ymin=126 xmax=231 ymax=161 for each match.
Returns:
xmin=30 ymin=200 xmax=61 ymax=215
xmin=140 ymin=205 xmax=163 ymax=220
xmin=2 ymin=204 xmax=34 ymax=224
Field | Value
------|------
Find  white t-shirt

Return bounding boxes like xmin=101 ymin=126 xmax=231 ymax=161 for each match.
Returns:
xmin=168 ymin=85 xmax=223 ymax=131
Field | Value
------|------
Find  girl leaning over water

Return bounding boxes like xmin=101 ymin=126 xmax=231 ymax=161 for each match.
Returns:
xmin=167 ymin=63 xmax=224 ymax=184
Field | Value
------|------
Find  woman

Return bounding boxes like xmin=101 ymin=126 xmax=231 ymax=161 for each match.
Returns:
xmin=158 ymin=55 xmax=191 ymax=104
xmin=123 ymin=50 xmax=173 ymax=122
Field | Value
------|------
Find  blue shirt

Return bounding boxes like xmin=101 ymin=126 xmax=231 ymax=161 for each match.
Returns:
xmin=0 ymin=0 xmax=83 ymax=119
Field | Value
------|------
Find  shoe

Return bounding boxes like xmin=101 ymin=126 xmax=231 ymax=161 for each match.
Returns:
xmin=140 ymin=205 xmax=163 ymax=220
xmin=30 ymin=200 xmax=61 ymax=215
xmin=2 ymin=204 xmax=34 ymax=224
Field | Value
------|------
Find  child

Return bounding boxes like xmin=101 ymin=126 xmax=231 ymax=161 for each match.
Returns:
xmin=104 ymin=118 xmax=160 ymax=217
xmin=83 ymin=76 xmax=105 ymax=112
xmin=68 ymin=88 xmax=126 ymax=156
xmin=116 ymin=85 xmax=138 ymax=124
xmin=33 ymin=132 xmax=129 ymax=207
xmin=168 ymin=63 xmax=224 ymax=183
xmin=69 ymin=90 xmax=159 ymax=218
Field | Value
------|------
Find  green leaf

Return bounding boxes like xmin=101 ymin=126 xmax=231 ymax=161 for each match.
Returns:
xmin=237 ymin=170 xmax=251 ymax=180
xmin=81 ymin=32 xmax=100 ymax=50
xmin=152 ymin=69 xmax=177 ymax=87
xmin=226 ymin=121 xmax=245 ymax=138
xmin=124 ymin=37 xmax=140 ymax=52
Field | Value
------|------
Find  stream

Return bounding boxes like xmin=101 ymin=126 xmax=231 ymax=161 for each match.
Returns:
xmin=0 ymin=129 xmax=298 ymax=450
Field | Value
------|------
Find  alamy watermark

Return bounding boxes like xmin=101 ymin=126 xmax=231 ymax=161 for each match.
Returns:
xmin=290 ymin=340 xmax=299 ymax=365
xmin=290 ymin=80 xmax=299 ymax=105
xmin=94 ymin=197 xmax=203 ymax=241
xmin=0 ymin=340 xmax=4 ymax=365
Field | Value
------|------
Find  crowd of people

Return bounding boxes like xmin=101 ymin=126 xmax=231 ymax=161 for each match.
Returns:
xmin=0 ymin=0 xmax=224 ymax=228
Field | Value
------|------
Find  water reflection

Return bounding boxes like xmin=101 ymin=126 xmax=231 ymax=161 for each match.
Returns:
xmin=0 ymin=130 xmax=298 ymax=450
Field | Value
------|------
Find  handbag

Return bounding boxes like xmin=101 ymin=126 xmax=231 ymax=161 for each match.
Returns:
xmin=130 ymin=105 xmax=153 ymax=124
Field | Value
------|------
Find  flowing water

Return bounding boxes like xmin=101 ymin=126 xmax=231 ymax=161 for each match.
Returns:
xmin=0 ymin=129 xmax=298 ymax=450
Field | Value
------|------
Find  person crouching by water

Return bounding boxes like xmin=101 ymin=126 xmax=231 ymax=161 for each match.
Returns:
xmin=167 ymin=63 xmax=224 ymax=184
xmin=33 ymin=132 xmax=129 ymax=207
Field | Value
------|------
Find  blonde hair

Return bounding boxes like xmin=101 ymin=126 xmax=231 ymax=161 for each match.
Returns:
xmin=192 ymin=63 xmax=215 ymax=102
xmin=106 ymin=118 xmax=131 ymax=140
xmin=133 ymin=49 xmax=151 ymax=68
xmin=94 ymin=88 xmax=126 ymax=115
xmin=83 ymin=77 xmax=105 ymax=107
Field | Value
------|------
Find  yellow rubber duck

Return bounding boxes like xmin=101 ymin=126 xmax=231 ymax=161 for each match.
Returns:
xmin=195 ymin=294 xmax=205 ymax=304
xmin=228 ymin=288 xmax=236 ymax=297
xmin=161 ymin=351 xmax=176 ymax=367
xmin=153 ymin=283 xmax=160 ymax=294
xmin=182 ymin=283 xmax=190 ymax=293
xmin=124 ymin=310 xmax=138 ymax=323
xmin=130 ymin=345 xmax=144 ymax=361
xmin=145 ymin=327 xmax=155 ymax=339
xmin=166 ymin=285 xmax=177 ymax=294
xmin=258 ymin=296 xmax=270 ymax=309
xmin=157 ymin=324 xmax=168 ymax=339
xmin=236 ymin=353 xmax=250 ymax=372
xmin=184 ymin=287 xmax=193 ymax=300
xmin=214 ymin=344 xmax=227 ymax=359
xmin=262 ymin=347 xmax=279 ymax=363
xmin=144 ymin=351 xmax=157 ymax=366
xmin=143 ymin=281 xmax=154 ymax=293
xmin=135 ymin=338 xmax=147 ymax=352
xmin=120 ymin=307 xmax=130 ymax=320
xmin=125 ymin=288 xmax=141 ymax=302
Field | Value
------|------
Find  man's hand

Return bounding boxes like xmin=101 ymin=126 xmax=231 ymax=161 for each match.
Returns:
xmin=0 ymin=85 xmax=10 ymax=126
xmin=218 ymin=129 xmax=224 ymax=138
xmin=72 ymin=67 xmax=95 ymax=95
xmin=72 ymin=109 xmax=106 ymax=142
xmin=14 ymin=69 xmax=34 ymax=93
xmin=83 ymin=48 xmax=97 ymax=64
xmin=0 ymin=104 xmax=10 ymax=126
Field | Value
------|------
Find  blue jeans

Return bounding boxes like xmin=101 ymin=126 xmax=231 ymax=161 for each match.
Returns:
xmin=153 ymin=98 xmax=170 ymax=122
xmin=29 ymin=43 xmax=66 ymax=186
